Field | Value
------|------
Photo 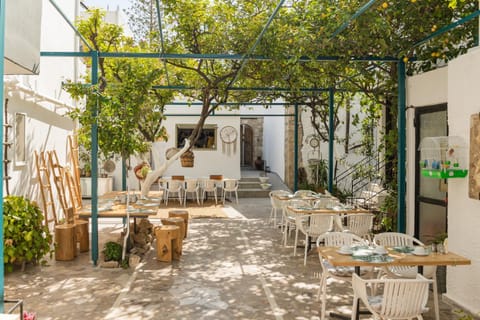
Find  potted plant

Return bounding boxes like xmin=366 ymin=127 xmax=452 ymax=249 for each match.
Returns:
xmin=3 ymin=196 xmax=53 ymax=272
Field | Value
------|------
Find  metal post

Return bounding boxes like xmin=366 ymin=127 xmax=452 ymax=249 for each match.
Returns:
xmin=91 ymin=51 xmax=99 ymax=265
xmin=0 ymin=0 xmax=6 ymax=312
xmin=328 ymin=87 xmax=335 ymax=193
xmin=294 ymin=103 xmax=299 ymax=191
xmin=122 ymin=157 xmax=127 ymax=190
xmin=397 ymin=60 xmax=406 ymax=233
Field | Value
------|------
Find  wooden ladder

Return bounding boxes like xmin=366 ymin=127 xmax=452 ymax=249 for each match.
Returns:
xmin=67 ymin=135 xmax=82 ymax=211
xmin=34 ymin=151 xmax=58 ymax=227
xmin=3 ymin=99 xmax=12 ymax=195
xmin=47 ymin=150 xmax=69 ymax=221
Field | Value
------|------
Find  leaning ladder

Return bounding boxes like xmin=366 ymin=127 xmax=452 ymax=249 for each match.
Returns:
xmin=34 ymin=151 xmax=58 ymax=227
xmin=47 ymin=150 xmax=69 ymax=221
xmin=67 ymin=135 xmax=82 ymax=211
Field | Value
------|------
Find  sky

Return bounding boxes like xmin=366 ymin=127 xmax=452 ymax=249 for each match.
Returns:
xmin=82 ymin=0 xmax=131 ymax=11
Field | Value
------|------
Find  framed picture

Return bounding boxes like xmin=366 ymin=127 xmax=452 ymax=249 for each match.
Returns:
xmin=14 ymin=112 xmax=26 ymax=166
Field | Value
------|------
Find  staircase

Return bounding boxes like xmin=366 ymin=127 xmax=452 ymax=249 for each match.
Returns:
xmin=237 ymin=176 xmax=271 ymax=198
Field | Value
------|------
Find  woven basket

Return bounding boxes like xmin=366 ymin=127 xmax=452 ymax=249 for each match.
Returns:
xmin=180 ymin=150 xmax=194 ymax=167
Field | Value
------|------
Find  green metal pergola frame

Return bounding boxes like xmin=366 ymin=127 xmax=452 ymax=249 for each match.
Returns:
xmin=0 ymin=0 xmax=479 ymax=311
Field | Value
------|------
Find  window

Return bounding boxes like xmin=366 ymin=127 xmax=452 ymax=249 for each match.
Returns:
xmin=176 ymin=124 xmax=217 ymax=150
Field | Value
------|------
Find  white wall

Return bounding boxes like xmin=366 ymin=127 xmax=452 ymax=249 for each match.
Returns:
xmin=263 ymin=108 xmax=286 ymax=180
xmin=116 ymin=104 xmax=242 ymax=191
xmin=405 ymin=67 xmax=448 ymax=234
xmin=443 ymin=47 xmax=480 ymax=314
xmin=299 ymin=95 xmax=377 ymax=193
xmin=406 ymin=51 xmax=480 ymax=313
xmin=3 ymin=0 xmax=77 ymax=209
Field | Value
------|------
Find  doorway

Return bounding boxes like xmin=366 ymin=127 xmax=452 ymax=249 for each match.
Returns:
xmin=241 ymin=124 xmax=253 ymax=167
xmin=414 ymin=104 xmax=448 ymax=244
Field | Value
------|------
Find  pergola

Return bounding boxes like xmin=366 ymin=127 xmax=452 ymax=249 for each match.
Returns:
xmin=0 ymin=0 xmax=479 ymax=311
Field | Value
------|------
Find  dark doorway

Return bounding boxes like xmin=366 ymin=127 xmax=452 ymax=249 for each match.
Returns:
xmin=241 ymin=124 xmax=253 ymax=166
xmin=415 ymin=104 xmax=448 ymax=244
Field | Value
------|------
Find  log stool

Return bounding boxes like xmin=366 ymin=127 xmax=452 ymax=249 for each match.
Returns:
xmin=75 ymin=219 xmax=89 ymax=252
xmin=154 ymin=225 xmax=180 ymax=262
xmin=161 ymin=217 xmax=185 ymax=254
xmin=55 ymin=224 xmax=76 ymax=261
xmin=168 ymin=210 xmax=189 ymax=238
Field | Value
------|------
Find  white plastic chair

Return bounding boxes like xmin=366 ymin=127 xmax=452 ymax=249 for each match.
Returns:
xmin=352 ymin=273 xmax=432 ymax=320
xmin=222 ymin=179 xmax=239 ymax=204
xmin=268 ymin=190 xmax=291 ymax=227
xmin=373 ymin=232 xmax=439 ymax=320
xmin=295 ymin=214 xmax=335 ymax=265
xmin=294 ymin=189 xmax=317 ymax=197
xmin=341 ymin=213 xmax=375 ymax=242
xmin=201 ymin=179 xmax=218 ymax=205
xmin=283 ymin=199 xmax=310 ymax=246
xmin=164 ymin=179 xmax=184 ymax=205
xmin=316 ymin=232 xmax=368 ymax=320
xmin=183 ymin=179 xmax=200 ymax=206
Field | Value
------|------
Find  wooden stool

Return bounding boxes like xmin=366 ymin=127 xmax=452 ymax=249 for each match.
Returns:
xmin=168 ymin=210 xmax=189 ymax=238
xmin=75 ymin=219 xmax=89 ymax=252
xmin=55 ymin=224 xmax=76 ymax=261
xmin=161 ymin=217 xmax=185 ymax=254
xmin=154 ymin=225 xmax=180 ymax=262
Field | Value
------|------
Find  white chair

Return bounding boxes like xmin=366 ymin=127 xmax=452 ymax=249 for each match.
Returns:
xmin=294 ymin=189 xmax=317 ymax=197
xmin=201 ymin=179 xmax=218 ymax=205
xmin=268 ymin=190 xmax=291 ymax=227
xmin=222 ymin=179 xmax=239 ymax=204
xmin=295 ymin=213 xmax=335 ymax=265
xmin=164 ymin=179 xmax=184 ymax=205
xmin=351 ymin=273 xmax=432 ymax=320
xmin=341 ymin=213 xmax=375 ymax=242
xmin=183 ymin=179 xmax=200 ymax=206
xmin=316 ymin=232 xmax=368 ymax=320
xmin=283 ymin=199 xmax=310 ymax=246
xmin=373 ymin=232 xmax=439 ymax=320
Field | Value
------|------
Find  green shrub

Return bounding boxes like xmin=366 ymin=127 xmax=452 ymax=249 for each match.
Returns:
xmin=103 ymin=241 xmax=123 ymax=262
xmin=3 ymin=196 xmax=53 ymax=272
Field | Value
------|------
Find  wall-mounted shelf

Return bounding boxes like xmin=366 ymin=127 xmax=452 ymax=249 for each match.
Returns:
xmin=421 ymin=168 xmax=468 ymax=179
xmin=418 ymin=136 xmax=468 ymax=179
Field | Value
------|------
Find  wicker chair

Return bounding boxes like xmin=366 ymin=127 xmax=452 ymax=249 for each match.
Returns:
xmin=341 ymin=213 xmax=375 ymax=242
xmin=268 ymin=190 xmax=291 ymax=227
xmin=295 ymin=214 xmax=334 ymax=265
xmin=316 ymin=232 xmax=368 ymax=320
xmin=352 ymin=273 xmax=432 ymax=320
xmin=373 ymin=232 xmax=439 ymax=320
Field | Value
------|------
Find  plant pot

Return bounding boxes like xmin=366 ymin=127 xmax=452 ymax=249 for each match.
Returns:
xmin=180 ymin=150 xmax=194 ymax=167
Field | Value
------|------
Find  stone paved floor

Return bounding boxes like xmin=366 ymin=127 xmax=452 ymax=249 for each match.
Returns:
xmin=4 ymin=198 xmax=465 ymax=319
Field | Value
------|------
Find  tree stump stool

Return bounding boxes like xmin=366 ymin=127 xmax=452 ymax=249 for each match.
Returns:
xmin=55 ymin=224 xmax=76 ymax=261
xmin=154 ymin=225 xmax=180 ymax=262
xmin=161 ymin=217 xmax=185 ymax=255
xmin=168 ymin=210 xmax=189 ymax=238
xmin=75 ymin=219 xmax=89 ymax=252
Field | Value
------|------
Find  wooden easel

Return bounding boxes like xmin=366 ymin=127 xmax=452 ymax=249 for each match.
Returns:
xmin=34 ymin=151 xmax=58 ymax=227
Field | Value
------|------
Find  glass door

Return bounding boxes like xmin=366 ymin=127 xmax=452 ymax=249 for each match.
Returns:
xmin=414 ymin=104 xmax=448 ymax=244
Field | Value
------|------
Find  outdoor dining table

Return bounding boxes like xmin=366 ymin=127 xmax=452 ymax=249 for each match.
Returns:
xmin=317 ymin=246 xmax=471 ymax=320
xmin=78 ymin=190 xmax=162 ymax=232
xmin=286 ymin=206 xmax=371 ymax=215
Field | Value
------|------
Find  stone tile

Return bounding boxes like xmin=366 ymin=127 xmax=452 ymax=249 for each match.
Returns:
xmin=4 ymin=197 xmax=463 ymax=319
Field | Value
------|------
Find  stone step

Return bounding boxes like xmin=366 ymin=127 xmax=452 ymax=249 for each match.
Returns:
xmin=238 ymin=188 xmax=270 ymax=198
xmin=237 ymin=176 xmax=272 ymax=197
xmin=239 ymin=181 xmax=263 ymax=189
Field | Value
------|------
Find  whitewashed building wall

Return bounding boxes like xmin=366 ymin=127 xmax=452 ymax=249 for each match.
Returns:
xmin=3 ymin=0 xmax=77 ymax=208
xmin=406 ymin=53 xmax=480 ymax=313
